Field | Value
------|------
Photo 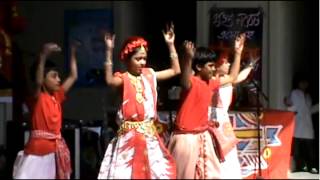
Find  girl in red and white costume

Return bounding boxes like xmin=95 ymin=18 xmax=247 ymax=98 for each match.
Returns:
xmin=209 ymin=49 xmax=258 ymax=179
xmin=98 ymin=23 xmax=180 ymax=179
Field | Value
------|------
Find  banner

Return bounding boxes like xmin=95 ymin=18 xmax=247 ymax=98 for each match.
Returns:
xmin=64 ymin=9 xmax=113 ymax=87
xmin=230 ymin=109 xmax=295 ymax=179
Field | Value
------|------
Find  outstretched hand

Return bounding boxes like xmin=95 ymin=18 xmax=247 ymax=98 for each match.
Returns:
xmin=162 ymin=22 xmax=175 ymax=46
xmin=70 ymin=39 xmax=82 ymax=53
xmin=234 ymin=33 xmax=246 ymax=55
xmin=104 ymin=33 xmax=115 ymax=50
xmin=248 ymin=50 xmax=260 ymax=67
xmin=42 ymin=42 xmax=61 ymax=56
xmin=71 ymin=39 xmax=82 ymax=47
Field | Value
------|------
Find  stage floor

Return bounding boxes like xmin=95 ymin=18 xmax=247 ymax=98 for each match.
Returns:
xmin=288 ymin=171 xmax=319 ymax=179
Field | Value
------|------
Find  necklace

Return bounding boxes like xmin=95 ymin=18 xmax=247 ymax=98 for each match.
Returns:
xmin=128 ymin=73 xmax=144 ymax=103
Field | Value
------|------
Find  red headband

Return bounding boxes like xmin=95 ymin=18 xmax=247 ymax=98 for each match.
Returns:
xmin=120 ymin=36 xmax=148 ymax=61
xmin=215 ymin=51 xmax=229 ymax=68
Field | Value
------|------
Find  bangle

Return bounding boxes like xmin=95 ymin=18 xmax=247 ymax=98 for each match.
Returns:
xmin=170 ymin=52 xmax=178 ymax=59
xmin=104 ymin=61 xmax=113 ymax=66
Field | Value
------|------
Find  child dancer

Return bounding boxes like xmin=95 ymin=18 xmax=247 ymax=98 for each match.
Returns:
xmin=13 ymin=41 xmax=79 ymax=179
xmin=98 ymin=23 xmax=180 ymax=179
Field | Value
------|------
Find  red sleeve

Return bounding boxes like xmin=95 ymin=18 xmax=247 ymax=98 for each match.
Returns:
xmin=54 ymin=86 xmax=66 ymax=103
xmin=210 ymin=78 xmax=220 ymax=91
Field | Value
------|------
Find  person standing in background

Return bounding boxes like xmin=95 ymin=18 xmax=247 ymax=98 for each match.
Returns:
xmin=284 ymin=73 xmax=319 ymax=174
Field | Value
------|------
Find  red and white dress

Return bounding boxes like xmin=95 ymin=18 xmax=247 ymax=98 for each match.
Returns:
xmin=98 ymin=68 xmax=176 ymax=179
xmin=209 ymin=84 xmax=242 ymax=179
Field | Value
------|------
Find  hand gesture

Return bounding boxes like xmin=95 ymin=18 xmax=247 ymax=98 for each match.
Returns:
xmin=183 ymin=40 xmax=195 ymax=59
xmin=234 ymin=33 xmax=246 ymax=55
xmin=104 ymin=33 xmax=115 ymax=50
xmin=70 ymin=39 xmax=82 ymax=53
xmin=248 ymin=49 xmax=260 ymax=67
xmin=162 ymin=22 xmax=175 ymax=46
xmin=42 ymin=42 xmax=61 ymax=56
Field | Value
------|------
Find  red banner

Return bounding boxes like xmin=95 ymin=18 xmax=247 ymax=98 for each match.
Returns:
xmin=230 ymin=109 xmax=295 ymax=179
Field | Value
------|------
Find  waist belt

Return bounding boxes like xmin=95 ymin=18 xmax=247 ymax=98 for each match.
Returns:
xmin=118 ymin=119 xmax=157 ymax=137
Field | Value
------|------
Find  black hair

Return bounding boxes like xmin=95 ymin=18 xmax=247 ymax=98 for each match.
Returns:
xmin=29 ymin=59 xmax=59 ymax=82
xmin=292 ymin=72 xmax=310 ymax=90
xmin=192 ymin=47 xmax=217 ymax=73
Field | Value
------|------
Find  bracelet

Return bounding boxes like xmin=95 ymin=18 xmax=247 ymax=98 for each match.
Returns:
xmin=104 ymin=61 xmax=113 ymax=66
xmin=170 ymin=52 xmax=178 ymax=59
xmin=247 ymin=62 xmax=254 ymax=68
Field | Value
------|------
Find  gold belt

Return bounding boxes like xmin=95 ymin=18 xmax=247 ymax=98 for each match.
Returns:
xmin=118 ymin=119 xmax=157 ymax=137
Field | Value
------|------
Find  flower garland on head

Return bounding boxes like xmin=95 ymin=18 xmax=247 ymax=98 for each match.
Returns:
xmin=215 ymin=50 xmax=230 ymax=68
xmin=120 ymin=36 xmax=148 ymax=61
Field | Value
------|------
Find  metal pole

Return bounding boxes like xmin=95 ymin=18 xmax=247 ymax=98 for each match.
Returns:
xmin=256 ymin=84 xmax=263 ymax=179
xmin=74 ymin=127 xmax=80 ymax=179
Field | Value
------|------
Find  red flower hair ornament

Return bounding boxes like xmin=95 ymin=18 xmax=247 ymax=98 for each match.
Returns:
xmin=120 ymin=36 xmax=148 ymax=61
xmin=215 ymin=51 xmax=230 ymax=68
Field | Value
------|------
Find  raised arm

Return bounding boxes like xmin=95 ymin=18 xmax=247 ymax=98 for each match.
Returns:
xmin=219 ymin=33 xmax=246 ymax=86
xmin=180 ymin=41 xmax=195 ymax=90
xmin=34 ymin=43 xmax=61 ymax=98
xmin=104 ymin=33 xmax=123 ymax=88
xmin=234 ymin=50 xmax=260 ymax=84
xmin=156 ymin=22 xmax=181 ymax=81
xmin=62 ymin=41 xmax=79 ymax=93
xmin=234 ymin=66 xmax=252 ymax=84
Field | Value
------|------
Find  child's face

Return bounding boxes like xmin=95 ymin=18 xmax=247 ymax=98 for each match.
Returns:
xmin=199 ymin=62 xmax=216 ymax=81
xmin=217 ymin=59 xmax=230 ymax=75
xmin=127 ymin=50 xmax=147 ymax=75
xmin=43 ymin=70 xmax=61 ymax=92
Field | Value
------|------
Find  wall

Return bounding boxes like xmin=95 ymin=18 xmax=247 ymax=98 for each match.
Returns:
xmin=268 ymin=1 xmax=294 ymax=109
xmin=265 ymin=1 xmax=316 ymax=108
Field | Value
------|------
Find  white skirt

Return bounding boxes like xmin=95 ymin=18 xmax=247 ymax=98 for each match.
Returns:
xmin=220 ymin=147 xmax=242 ymax=179
xmin=98 ymin=130 xmax=176 ymax=179
xmin=212 ymin=108 xmax=242 ymax=179
xmin=12 ymin=150 xmax=56 ymax=179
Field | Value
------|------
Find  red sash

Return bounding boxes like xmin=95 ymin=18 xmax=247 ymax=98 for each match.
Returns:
xmin=31 ymin=130 xmax=71 ymax=179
